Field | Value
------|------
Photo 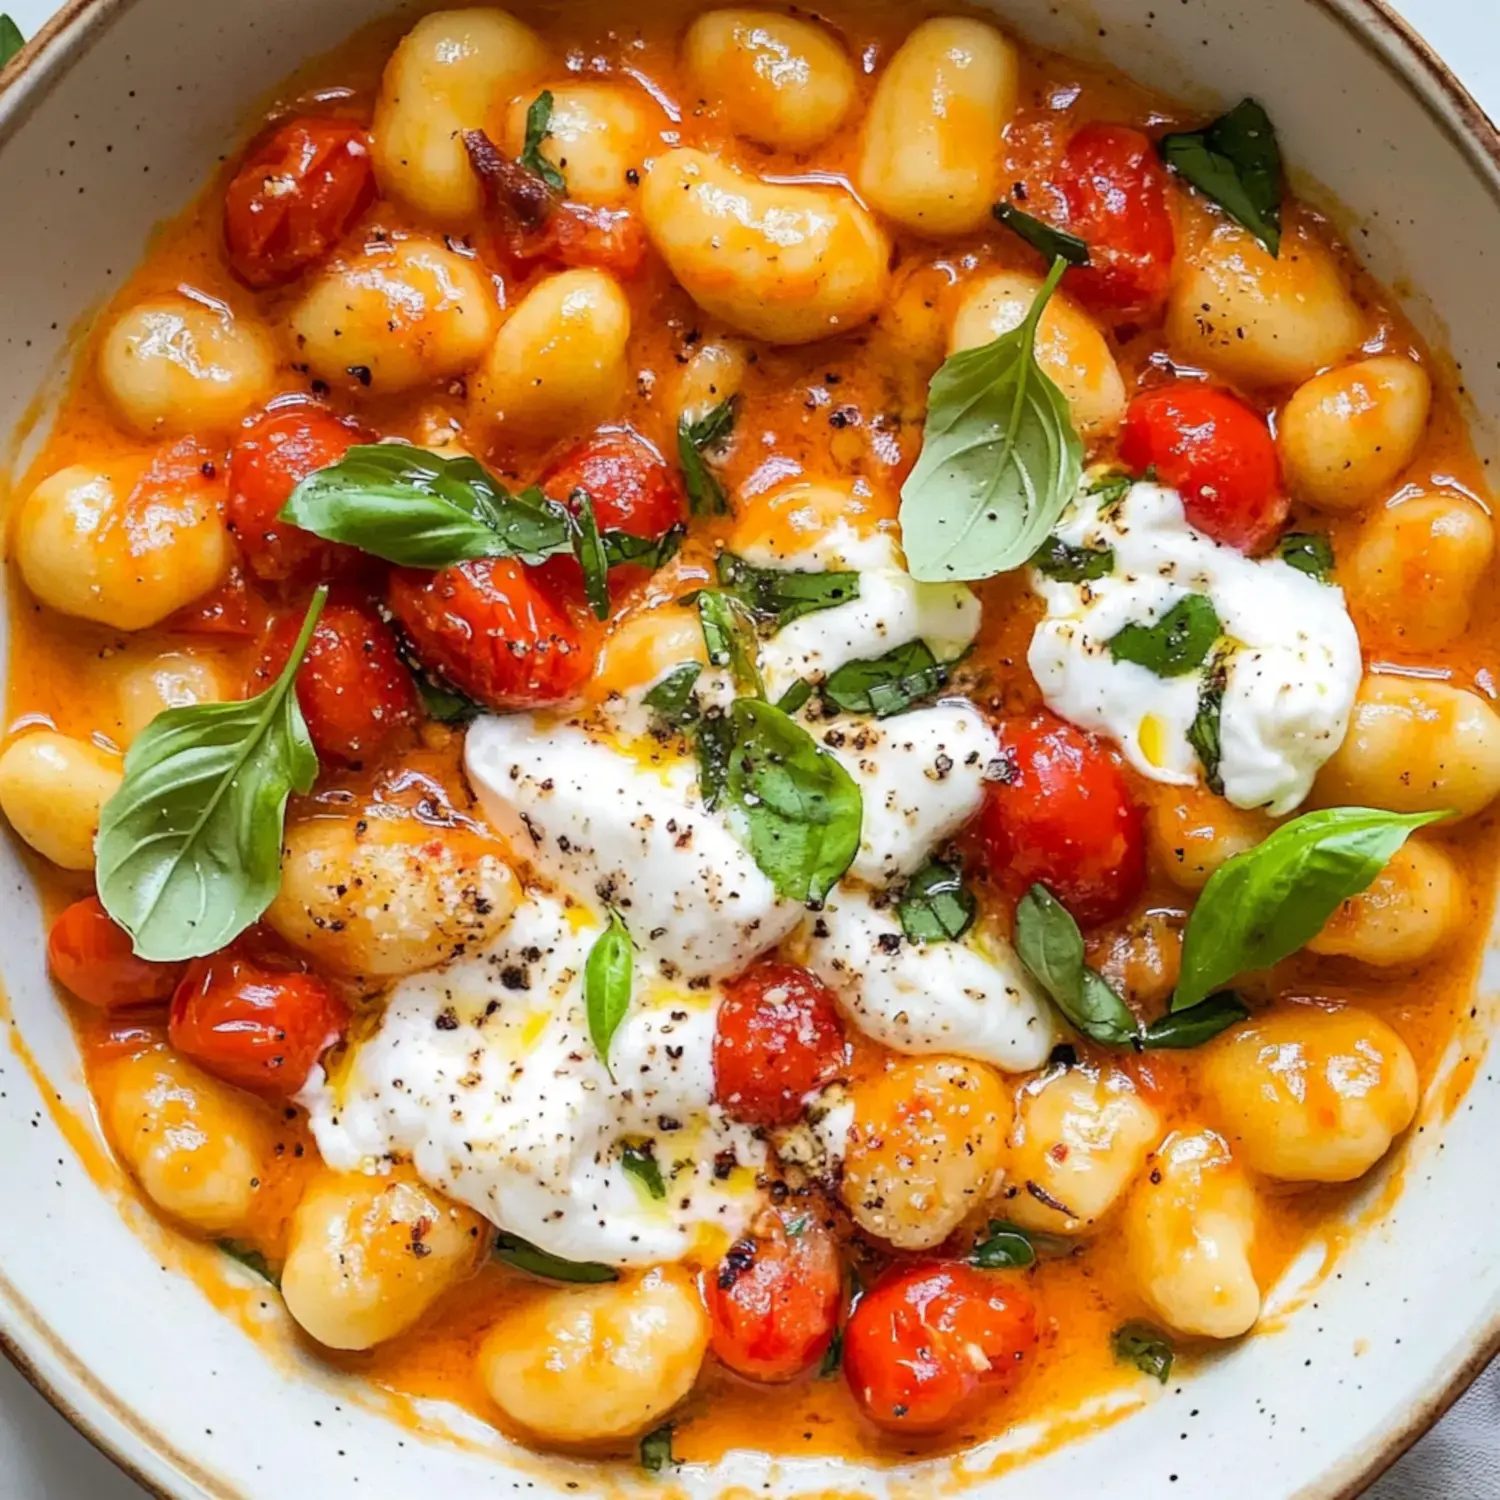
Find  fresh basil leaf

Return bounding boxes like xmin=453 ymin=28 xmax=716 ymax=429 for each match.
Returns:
xmin=716 ymin=552 xmax=859 ymax=630
xmin=898 ymin=859 xmax=977 ymax=943
xmin=640 ymin=1422 xmax=677 ymax=1473
xmin=678 ymin=398 xmax=736 ymax=517
xmin=969 ymin=1220 xmax=1036 ymax=1270
xmin=775 ymin=679 xmax=815 ymax=716
xmin=519 ymin=90 xmax=567 ymax=193
xmin=1113 ymin=1320 xmax=1174 ymax=1384
xmin=603 ymin=524 xmax=684 ymax=573
xmin=282 ymin=445 xmax=572 ymax=568
xmin=1014 ymin=884 xmax=1140 ymax=1048
xmin=899 ymin=257 xmax=1084 ymax=583
xmin=96 ymin=589 xmax=327 ymax=962
xmin=643 ymin=663 xmax=703 ymax=730
xmin=568 ymin=489 xmax=611 ymax=621
xmin=1277 ymin=530 xmax=1335 ymax=583
xmin=584 ymin=909 xmax=634 ymax=1076
xmin=823 ymin=640 xmax=952 ymax=719
xmin=1031 ymin=536 xmax=1115 ymax=583
xmin=818 ymin=1325 xmax=843 ymax=1379
xmin=416 ymin=674 xmax=482 ymax=725
xmin=621 ymin=1142 xmax=666 ymax=1200
xmin=1174 ymin=806 xmax=1448 ymax=1010
xmin=1108 ymin=593 xmax=1221 ymax=678
xmin=992 ymin=201 xmax=1091 ymax=267
xmin=695 ymin=710 xmax=734 ymax=812
xmin=0 ymin=13 xmax=23 ymax=65
xmin=1187 ymin=647 xmax=1230 ymax=795
xmin=1159 ymin=98 xmax=1283 ymax=256
xmin=698 ymin=590 xmax=765 ymax=698
xmin=493 ymin=1231 xmax=618 ymax=1283
xmin=1141 ymin=991 xmax=1249 ymax=1049
xmin=725 ymin=698 xmax=862 ymax=905
xmin=218 ymin=1240 xmax=281 ymax=1288
xmin=1087 ymin=471 xmax=1133 ymax=508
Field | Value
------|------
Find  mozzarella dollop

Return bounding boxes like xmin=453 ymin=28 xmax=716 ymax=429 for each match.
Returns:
xmin=1029 ymin=481 xmax=1361 ymax=813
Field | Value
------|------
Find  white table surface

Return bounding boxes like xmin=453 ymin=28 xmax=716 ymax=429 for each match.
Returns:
xmin=2 ymin=0 xmax=1498 ymax=1495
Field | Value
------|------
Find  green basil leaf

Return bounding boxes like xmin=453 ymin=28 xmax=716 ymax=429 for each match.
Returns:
xmin=775 ymin=679 xmax=815 ymax=716
xmin=1014 ymin=884 xmax=1140 ymax=1048
xmin=898 ymin=858 xmax=977 ymax=943
xmin=0 ymin=13 xmax=23 ymax=65
xmin=643 ymin=663 xmax=703 ymax=730
xmin=621 ymin=1142 xmax=666 ymax=1200
xmin=1087 ymin=471 xmax=1133 ymax=509
xmin=1159 ymin=98 xmax=1283 ymax=256
xmin=1108 ymin=593 xmax=1221 ymax=678
xmin=640 ymin=1422 xmax=678 ymax=1473
xmin=695 ymin=710 xmax=734 ymax=812
xmin=568 ymin=489 xmax=611 ymax=621
xmin=992 ymin=202 xmax=1091 ymax=267
xmin=1031 ymin=536 xmax=1115 ymax=583
xmin=899 ymin=257 xmax=1084 ymax=583
xmin=218 ymin=1240 xmax=281 ymax=1288
xmin=725 ymin=698 xmax=863 ymax=905
xmin=1174 ymin=806 xmax=1448 ymax=1010
xmin=1141 ymin=991 xmax=1249 ymax=1050
xmin=96 ymin=589 xmax=327 ymax=962
xmin=1113 ymin=1320 xmax=1174 ymax=1383
xmin=584 ymin=909 xmax=634 ymax=1076
xmin=493 ymin=1231 xmax=618 ymax=1283
xmin=698 ymin=590 xmax=765 ymax=698
xmin=716 ymin=551 xmax=859 ymax=630
xmin=282 ymin=445 xmax=572 ymax=568
xmin=416 ymin=675 xmax=483 ymax=725
xmin=1277 ymin=530 xmax=1335 ymax=583
xmin=1187 ymin=647 xmax=1229 ymax=795
xmin=969 ymin=1220 xmax=1036 ymax=1270
xmin=603 ymin=524 xmax=684 ymax=573
xmin=822 ymin=639 xmax=953 ymax=719
xmin=519 ymin=90 xmax=567 ymax=193
xmin=818 ymin=1325 xmax=843 ymax=1379
xmin=678 ymin=398 xmax=736 ymax=517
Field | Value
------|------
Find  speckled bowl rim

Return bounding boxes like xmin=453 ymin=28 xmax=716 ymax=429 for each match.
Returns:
xmin=1 ymin=1 xmax=1499 ymax=1497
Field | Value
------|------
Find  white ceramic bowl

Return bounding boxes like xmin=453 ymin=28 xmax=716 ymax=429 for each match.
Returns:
xmin=2 ymin=2 xmax=1499 ymax=1496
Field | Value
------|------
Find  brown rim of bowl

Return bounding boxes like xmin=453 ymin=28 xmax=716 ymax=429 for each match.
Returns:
xmin=1 ymin=0 xmax=1500 ymax=1496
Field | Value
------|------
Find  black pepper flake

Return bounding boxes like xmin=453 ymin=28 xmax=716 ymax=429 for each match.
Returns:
xmin=435 ymin=1007 xmax=460 ymax=1031
xmin=345 ymin=364 xmax=372 ymax=387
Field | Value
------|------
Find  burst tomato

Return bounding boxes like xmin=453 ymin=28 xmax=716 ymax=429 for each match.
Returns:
xmin=223 ymin=117 xmax=375 ymax=288
xmin=843 ymin=1262 xmax=1039 ymax=1433
xmin=712 ymin=962 xmax=845 ymax=1127
xmin=1120 ymin=383 xmax=1287 ymax=553
xmin=169 ymin=952 xmax=348 ymax=1098
xmin=47 ymin=897 xmax=185 ymax=1011
xmin=257 ymin=598 xmax=417 ymax=764
xmin=980 ymin=712 xmax=1146 ymax=926
xmin=707 ymin=1203 xmax=842 ymax=1383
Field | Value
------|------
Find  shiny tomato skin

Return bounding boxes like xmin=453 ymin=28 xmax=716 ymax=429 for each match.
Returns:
xmin=707 ymin=1204 xmax=842 ymax=1383
xmin=228 ymin=404 xmax=365 ymax=583
xmin=47 ymin=897 xmax=185 ymax=1011
xmin=223 ymin=118 xmax=375 ymax=288
xmin=843 ymin=1262 xmax=1039 ymax=1433
xmin=981 ymin=713 xmax=1146 ymax=926
xmin=169 ymin=953 xmax=348 ymax=1098
xmin=257 ymin=599 xmax=417 ymax=765
xmin=713 ymin=962 xmax=845 ymax=1127
xmin=1120 ymin=384 xmax=1288 ymax=554
xmin=388 ymin=557 xmax=596 ymax=711
xmin=1057 ymin=123 xmax=1176 ymax=323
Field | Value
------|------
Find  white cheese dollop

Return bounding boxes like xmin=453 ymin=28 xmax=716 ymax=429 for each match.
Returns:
xmin=1029 ymin=481 xmax=1361 ymax=814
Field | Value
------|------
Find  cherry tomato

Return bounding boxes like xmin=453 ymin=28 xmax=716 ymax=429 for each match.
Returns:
xmin=228 ymin=404 xmax=365 ymax=583
xmin=257 ymin=599 xmax=417 ymax=764
xmin=388 ymin=557 xmax=596 ymax=711
xmin=979 ymin=712 xmax=1146 ymax=926
xmin=223 ymin=118 xmax=375 ymax=288
xmin=169 ymin=952 xmax=348 ymax=1097
xmin=1120 ymin=384 xmax=1287 ymax=554
xmin=843 ymin=1261 xmax=1039 ymax=1433
xmin=1056 ymin=123 xmax=1176 ymax=323
xmin=47 ymin=897 xmax=185 ymax=1011
xmin=167 ymin=562 xmax=269 ymax=639
xmin=713 ymin=962 xmax=845 ymax=1127
xmin=707 ymin=1203 xmax=842 ymax=1382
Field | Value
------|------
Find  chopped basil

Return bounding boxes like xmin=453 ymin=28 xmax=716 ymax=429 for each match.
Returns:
xmin=643 ymin=663 xmax=703 ymax=730
xmin=1087 ymin=471 xmax=1133 ymax=508
xmin=0 ymin=13 xmax=23 ymax=65
xmin=1113 ymin=1320 xmax=1175 ymax=1383
xmin=1014 ymin=884 xmax=1140 ymax=1048
xmin=493 ymin=1232 xmax=618 ymax=1283
xmin=1141 ymin=991 xmax=1249 ymax=1049
xmin=1277 ymin=530 xmax=1335 ymax=583
xmin=694 ymin=708 xmax=734 ymax=812
xmin=569 ymin=490 xmax=611 ymax=621
xmin=584 ymin=910 xmax=634 ymax=1077
xmin=1187 ymin=647 xmax=1230 ymax=794
xmin=716 ymin=551 xmax=859 ymax=630
xmin=416 ymin=674 xmax=483 ymax=725
xmin=1031 ymin=535 xmax=1115 ymax=583
xmin=603 ymin=523 xmax=684 ymax=573
xmin=1159 ymin=98 xmax=1283 ymax=256
xmin=822 ymin=639 xmax=952 ymax=719
xmin=218 ymin=1241 xmax=281 ymax=1287
xmin=897 ymin=859 xmax=977 ymax=943
xmin=775 ymin=679 xmax=815 ymax=716
xmin=697 ymin=589 xmax=765 ymax=698
xmin=678 ymin=398 xmax=736 ymax=517
xmin=640 ymin=1422 xmax=678 ymax=1472
xmin=818 ymin=1325 xmax=844 ymax=1379
xmin=519 ymin=90 xmax=566 ymax=193
xmin=992 ymin=201 xmax=1091 ymax=267
xmin=621 ymin=1143 xmax=666 ymax=1200
xmin=1108 ymin=593 xmax=1221 ymax=678
xmin=969 ymin=1220 xmax=1036 ymax=1270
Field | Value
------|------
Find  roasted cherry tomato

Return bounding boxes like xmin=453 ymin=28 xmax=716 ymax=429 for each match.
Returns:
xmin=707 ymin=1202 xmax=842 ymax=1383
xmin=167 ymin=562 xmax=268 ymax=639
xmin=712 ymin=962 xmax=845 ymax=1127
xmin=47 ymin=897 xmax=185 ymax=1011
xmin=1057 ymin=123 xmax=1176 ymax=323
xmin=169 ymin=952 xmax=348 ymax=1097
xmin=223 ymin=117 xmax=376 ymax=288
xmin=228 ymin=404 xmax=365 ymax=583
xmin=980 ymin=712 xmax=1146 ymax=926
xmin=257 ymin=599 xmax=417 ymax=764
xmin=388 ymin=557 xmax=596 ymax=711
xmin=1120 ymin=383 xmax=1287 ymax=553
xmin=843 ymin=1262 xmax=1039 ymax=1433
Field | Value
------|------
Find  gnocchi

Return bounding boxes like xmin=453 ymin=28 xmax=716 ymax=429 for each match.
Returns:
xmin=0 ymin=732 xmax=121 ymax=870
xmin=115 ymin=652 xmax=226 ymax=746
xmin=1146 ymin=784 xmax=1276 ymax=892
xmin=1307 ymin=838 xmax=1465 ymax=967
xmin=502 ymin=84 xmax=650 ymax=206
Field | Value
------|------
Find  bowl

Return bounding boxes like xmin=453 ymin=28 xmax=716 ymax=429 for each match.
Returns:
xmin=1 ymin=0 xmax=1499 ymax=1495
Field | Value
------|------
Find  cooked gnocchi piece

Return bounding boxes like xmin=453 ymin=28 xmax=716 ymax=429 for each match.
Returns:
xmin=501 ymin=84 xmax=650 ymax=206
xmin=0 ymin=732 xmax=122 ymax=870
xmin=1307 ymin=838 xmax=1465 ymax=967
xmin=1146 ymin=785 xmax=1276 ymax=892
xmin=115 ymin=652 xmax=227 ymax=746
